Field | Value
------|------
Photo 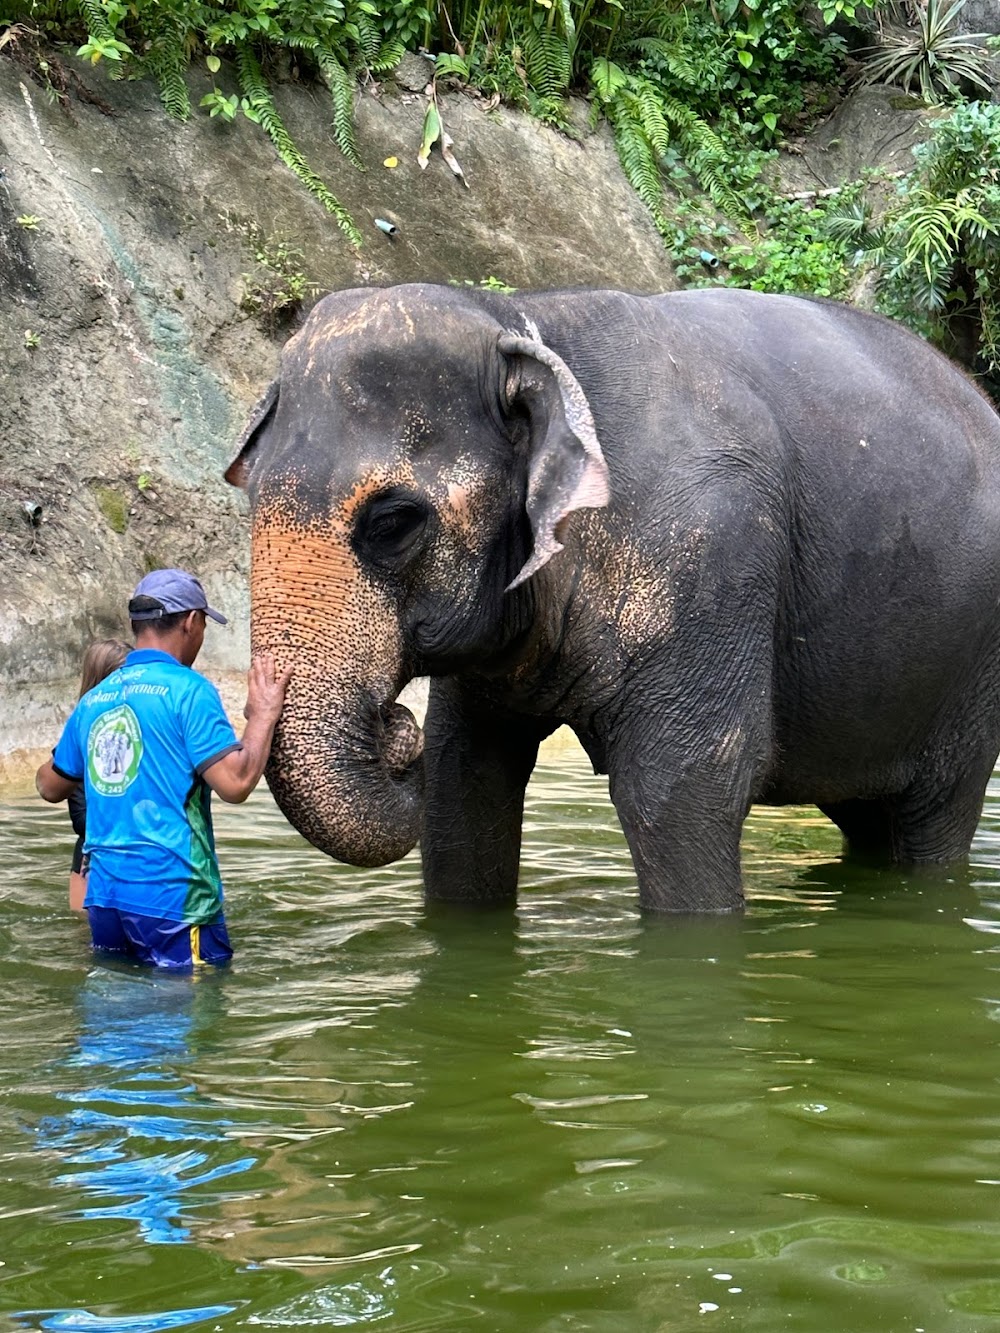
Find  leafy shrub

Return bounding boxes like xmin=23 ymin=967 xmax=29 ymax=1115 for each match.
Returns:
xmin=830 ymin=101 xmax=1000 ymax=380
xmin=21 ymin=0 xmax=410 ymax=242
xmin=673 ymin=188 xmax=858 ymax=297
xmin=236 ymin=222 xmax=320 ymax=334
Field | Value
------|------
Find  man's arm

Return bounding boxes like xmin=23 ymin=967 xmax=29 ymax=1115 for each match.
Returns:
xmin=203 ymin=653 xmax=292 ymax=804
xmin=36 ymin=759 xmax=80 ymax=804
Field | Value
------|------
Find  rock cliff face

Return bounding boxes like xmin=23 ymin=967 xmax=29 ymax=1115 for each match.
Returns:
xmin=0 ymin=53 xmax=675 ymax=779
xmin=959 ymin=2 xmax=1000 ymax=36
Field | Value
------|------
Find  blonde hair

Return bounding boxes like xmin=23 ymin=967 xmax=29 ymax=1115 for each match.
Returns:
xmin=79 ymin=639 xmax=131 ymax=697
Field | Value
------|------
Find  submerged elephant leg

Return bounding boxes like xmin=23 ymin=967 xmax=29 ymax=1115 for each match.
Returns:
xmin=421 ymin=678 xmax=555 ymax=906
xmin=614 ymin=778 xmax=747 ymax=913
xmin=824 ymin=643 xmax=1000 ymax=866
xmin=889 ymin=648 xmax=1000 ymax=863
xmin=888 ymin=753 xmax=998 ymax=864
xmin=605 ymin=490 xmax=782 ymax=912
xmin=822 ymin=769 xmax=992 ymax=866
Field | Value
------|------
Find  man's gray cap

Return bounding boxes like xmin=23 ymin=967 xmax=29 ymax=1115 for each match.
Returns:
xmin=129 ymin=568 xmax=227 ymax=624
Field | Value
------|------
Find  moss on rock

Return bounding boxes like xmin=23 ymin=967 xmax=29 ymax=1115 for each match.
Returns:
xmin=92 ymin=485 xmax=130 ymax=535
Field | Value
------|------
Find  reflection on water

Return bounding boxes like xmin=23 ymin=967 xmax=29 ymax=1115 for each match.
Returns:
xmin=14 ymin=1306 xmax=237 ymax=1333
xmin=2 ymin=751 xmax=1000 ymax=1331
xmin=38 ymin=970 xmax=253 ymax=1246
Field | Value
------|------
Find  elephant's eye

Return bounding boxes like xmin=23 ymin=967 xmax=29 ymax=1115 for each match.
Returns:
xmin=356 ymin=493 xmax=429 ymax=568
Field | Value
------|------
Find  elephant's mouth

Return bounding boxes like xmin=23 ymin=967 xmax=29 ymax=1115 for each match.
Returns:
xmin=377 ymin=701 xmax=424 ymax=773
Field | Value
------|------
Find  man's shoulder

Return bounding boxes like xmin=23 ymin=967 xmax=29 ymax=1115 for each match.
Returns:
xmin=176 ymin=668 xmax=230 ymax=726
xmin=188 ymin=668 xmax=225 ymax=703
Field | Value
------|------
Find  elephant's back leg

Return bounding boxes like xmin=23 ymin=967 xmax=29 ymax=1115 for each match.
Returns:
xmin=891 ymin=617 xmax=1000 ymax=863
xmin=822 ymin=759 xmax=994 ymax=865
xmin=887 ymin=730 xmax=1000 ymax=866
xmin=823 ymin=630 xmax=1000 ymax=865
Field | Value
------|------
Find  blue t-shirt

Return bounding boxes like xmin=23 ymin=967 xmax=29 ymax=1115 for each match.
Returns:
xmin=52 ymin=649 xmax=241 ymax=923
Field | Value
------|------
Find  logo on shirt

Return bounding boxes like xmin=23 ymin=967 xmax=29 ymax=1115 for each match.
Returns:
xmin=87 ymin=705 xmax=143 ymax=796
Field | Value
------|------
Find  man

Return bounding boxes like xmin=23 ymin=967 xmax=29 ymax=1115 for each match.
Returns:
xmin=35 ymin=568 xmax=292 ymax=970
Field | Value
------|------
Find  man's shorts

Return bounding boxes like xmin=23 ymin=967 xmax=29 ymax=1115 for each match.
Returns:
xmin=88 ymin=906 xmax=233 ymax=971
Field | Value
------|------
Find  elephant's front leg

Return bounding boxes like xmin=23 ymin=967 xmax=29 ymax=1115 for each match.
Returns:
xmin=607 ymin=664 xmax=774 ymax=914
xmin=420 ymin=678 xmax=553 ymax=905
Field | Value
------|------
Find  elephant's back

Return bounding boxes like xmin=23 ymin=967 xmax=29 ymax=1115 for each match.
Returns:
xmin=565 ymin=287 xmax=1000 ymax=801
xmin=677 ymin=294 xmax=1000 ymax=800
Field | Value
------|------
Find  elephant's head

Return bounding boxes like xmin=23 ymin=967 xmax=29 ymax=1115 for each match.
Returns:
xmin=226 ymin=284 xmax=609 ymax=868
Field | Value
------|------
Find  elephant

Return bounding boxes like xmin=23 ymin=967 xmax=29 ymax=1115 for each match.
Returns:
xmin=225 ymin=282 xmax=1000 ymax=913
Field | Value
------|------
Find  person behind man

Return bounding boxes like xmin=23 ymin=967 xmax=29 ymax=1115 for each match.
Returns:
xmin=36 ymin=568 xmax=292 ymax=970
xmin=67 ymin=638 xmax=132 ymax=913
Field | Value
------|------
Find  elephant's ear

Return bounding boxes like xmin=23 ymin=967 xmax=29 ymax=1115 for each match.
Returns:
xmin=498 ymin=333 xmax=610 ymax=589
xmin=224 ymin=380 xmax=280 ymax=489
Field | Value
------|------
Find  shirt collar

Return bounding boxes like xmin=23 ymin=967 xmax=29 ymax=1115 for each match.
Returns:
xmin=125 ymin=648 xmax=185 ymax=667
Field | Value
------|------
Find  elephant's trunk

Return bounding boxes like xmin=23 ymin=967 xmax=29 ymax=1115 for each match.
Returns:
xmin=251 ymin=516 xmax=424 ymax=867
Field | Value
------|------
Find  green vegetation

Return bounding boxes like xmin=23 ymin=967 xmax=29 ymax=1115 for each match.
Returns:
xmin=20 ymin=0 xmax=406 ymax=242
xmin=7 ymin=0 xmax=1000 ymax=390
xmin=674 ymin=188 xmax=862 ymax=299
xmin=858 ymin=0 xmax=992 ymax=104
xmin=15 ymin=0 xmax=871 ymax=243
xmin=235 ymin=219 xmax=320 ymax=332
xmin=92 ymin=484 xmax=129 ymax=535
xmin=450 ymin=275 xmax=517 ymax=293
xmin=830 ymin=100 xmax=1000 ymax=382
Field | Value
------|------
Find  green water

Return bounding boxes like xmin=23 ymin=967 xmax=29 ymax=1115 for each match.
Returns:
xmin=3 ymin=748 xmax=1000 ymax=1332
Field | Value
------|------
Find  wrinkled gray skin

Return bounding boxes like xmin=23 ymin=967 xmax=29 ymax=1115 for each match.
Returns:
xmin=226 ymin=283 xmax=1000 ymax=912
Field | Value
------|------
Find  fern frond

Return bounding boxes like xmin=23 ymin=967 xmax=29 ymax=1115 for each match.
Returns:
xmin=610 ymin=111 xmax=671 ymax=239
xmin=284 ymin=34 xmax=320 ymax=52
xmin=628 ymin=36 xmax=700 ymax=86
xmin=236 ymin=45 xmax=362 ymax=246
xmin=590 ymin=57 xmax=627 ymax=103
xmin=370 ymin=37 xmax=406 ymax=74
xmin=601 ymin=74 xmax=753 ymax=240
xmin=659 ymin=91 xmax=752 ymax=227
xmin=658 ymin=93 xmax=723 ymax=156
xmin=683 ymin=154 xmax=748 ymax=226
xmin=155 ymin=62 xmax=190 ymax=120
xmin=647 ymin=9 xmax=689 ymax=42
xmin=79 ymin=0 xmax=115 ymax=42
xmin=316 ymin=48 xmax=363 ymax=169
xmin=353 ymin=13 xmax=382 ymax=64
xmin=521 ymin=26 xmax=571 ymax=99
xmin=141 ymin=21 xmax=190 ymax=120
xmin=627 ymin=37 xmax=673 ymax=61
xmin=629 ymin=79 xmax=671 ymax=156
